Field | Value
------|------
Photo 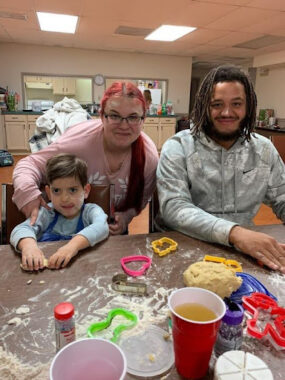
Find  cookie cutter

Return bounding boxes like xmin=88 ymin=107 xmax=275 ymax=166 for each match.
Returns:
xmin=242 ymin=292 xmax=285 ymax=350
xmin=120 ymin=255 xmax=152 ymax=277
xmin=151 ymin=237 xmax=178 ymax=257
xmin=87 ymin=308 xmax=137 ymax=343
xmin=203 ymin=255 xmax=243 ymax=272
xmin=112 ymin=274 xmax=147 ymax=296
xmin=230 ymin=272 xmax=277 ymax=304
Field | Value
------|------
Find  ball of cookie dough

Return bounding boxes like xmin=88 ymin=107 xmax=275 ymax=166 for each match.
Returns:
xmin=183 ymin=261 xmax=242 ymax=299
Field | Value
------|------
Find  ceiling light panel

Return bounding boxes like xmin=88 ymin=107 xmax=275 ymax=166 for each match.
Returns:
xmin=37 ymin=12 xmax=78 ymax=34
xmin=145 ymin=25 xmax=196 ymax=42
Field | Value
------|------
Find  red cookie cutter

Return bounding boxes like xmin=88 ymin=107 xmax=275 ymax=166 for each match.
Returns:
xmin=242 ymin=292 xmax=285 ymax=350
xmin=120 ymin=255 xmax=152 ymax=277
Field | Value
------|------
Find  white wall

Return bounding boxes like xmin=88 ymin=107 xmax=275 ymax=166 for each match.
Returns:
xmin=255 ymin=65 xmax=285 ymax=118
xmin=0 ymin=43 xmax=192 ymax=113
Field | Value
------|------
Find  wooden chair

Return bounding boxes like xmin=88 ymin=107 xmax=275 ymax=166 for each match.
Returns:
xmin=0 ymin=183 xmax=114 ymax=245
xmin=148 ymin=188 xmax=159 ymax=233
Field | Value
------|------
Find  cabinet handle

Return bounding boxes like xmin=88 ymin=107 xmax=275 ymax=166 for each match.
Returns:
xmin=62 ymin=87 xmax=64 ymax=92
xmin=66 ymin=88 xmax=68 ymax=92
xmin=12 ymin=117 xmax=17 ymax=119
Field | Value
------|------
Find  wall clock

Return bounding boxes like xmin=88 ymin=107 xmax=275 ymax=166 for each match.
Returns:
xmin=94 ymin=74 xmax=105 ymax=86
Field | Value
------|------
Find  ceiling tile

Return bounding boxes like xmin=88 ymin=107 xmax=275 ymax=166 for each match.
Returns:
xmin=193 ymin=0 xmax=251 ymax=5
xmin=206 ymin=7 xmax=278 ymax=31
xmin=208 ymin=31 xmax=262 ymax=47
xmin=247 ymin=0 xmax=285 ymax=11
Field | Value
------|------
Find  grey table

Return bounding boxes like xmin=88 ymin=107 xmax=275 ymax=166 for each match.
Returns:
xmin=0 ymin=227 xmax=284 ymax=379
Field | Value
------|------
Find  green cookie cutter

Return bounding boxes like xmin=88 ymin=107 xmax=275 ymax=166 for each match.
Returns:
xmin=87 ymin=308 xmax=138 ymax=343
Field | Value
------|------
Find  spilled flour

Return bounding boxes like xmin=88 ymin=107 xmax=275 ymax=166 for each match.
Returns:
xmin=268 ymin=271 xmax=285 ymax=306
xmin=0 ymin=347 xmax=50 ymax=380
xmin=76 ymin=286 xmax=174 ymax=340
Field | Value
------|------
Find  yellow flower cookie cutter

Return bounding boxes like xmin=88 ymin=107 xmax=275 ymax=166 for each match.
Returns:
xmin=151 ymin=237 xmax=178 ymax=257
xmin=203 ymin=255 xmax=243 ymax=272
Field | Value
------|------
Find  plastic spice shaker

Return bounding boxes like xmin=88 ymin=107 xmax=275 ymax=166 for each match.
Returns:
xmin=214 ymin=299 xmax=244 ymax=357
xmin=54 ymin=302 xmax=75 ymax=352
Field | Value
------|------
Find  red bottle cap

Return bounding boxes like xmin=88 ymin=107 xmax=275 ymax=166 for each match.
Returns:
xmin=54 ymin=302 xmax=74 ymax=320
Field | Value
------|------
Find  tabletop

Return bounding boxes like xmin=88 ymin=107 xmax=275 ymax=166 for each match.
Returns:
xmin=0 ymin=226 xmax=285 ymax=379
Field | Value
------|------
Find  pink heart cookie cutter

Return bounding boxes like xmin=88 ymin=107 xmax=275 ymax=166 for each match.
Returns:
xmin=120 ymin=255 xmax=152 ymax=277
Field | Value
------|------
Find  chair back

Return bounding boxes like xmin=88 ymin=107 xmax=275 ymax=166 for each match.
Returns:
xmin=1 ymin=183 xmax=114 ymax=245
xmin=149 ymin=188 xmax=159 ymax=233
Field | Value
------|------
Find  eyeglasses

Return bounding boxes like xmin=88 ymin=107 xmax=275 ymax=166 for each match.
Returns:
xmin=104 ymin=114 xmax=144 ymax=125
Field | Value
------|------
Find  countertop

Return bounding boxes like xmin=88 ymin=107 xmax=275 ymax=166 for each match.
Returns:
xmin=3 ymin=110 xmax=181 ymax=118
xmin=255 ymin=125 xmax=285 ymax=133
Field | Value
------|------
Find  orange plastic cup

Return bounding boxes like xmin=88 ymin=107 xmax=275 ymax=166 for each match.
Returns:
xmin=168 ymin=287 xmax=226 ymax=379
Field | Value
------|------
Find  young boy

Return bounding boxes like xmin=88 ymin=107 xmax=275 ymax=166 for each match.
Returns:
xmin=10 ymin=153 xmax=109 ymax=271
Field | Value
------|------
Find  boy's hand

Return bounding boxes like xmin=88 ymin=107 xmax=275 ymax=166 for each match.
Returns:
xmin=20 ymin=238 xmax=45 ymax=271
xmin=48 ymin=246 xmax=78 ymax=269
xmin=48 ymin=235 xmax=90 ymax=269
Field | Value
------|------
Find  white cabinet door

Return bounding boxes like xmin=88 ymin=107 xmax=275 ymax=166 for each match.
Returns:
xmin=53 ymin=78 xmax=65 ymax=94
xmin=143 ymin=124 xmax=159 ymax=147
xmin=53 ymin=78 xmax=75 ymax=95
xmin=159 ymin=123 xmax=176 ymax=150
xmin=5 ymin=122 xmax=28 ymax=151
xmin=28 ymin=123 xmax=37 ymax=139
xmin=64 ymin=78 xmax=76 ymax=95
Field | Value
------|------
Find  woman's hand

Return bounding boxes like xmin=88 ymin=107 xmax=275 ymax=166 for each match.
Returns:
xmin=109 ymin=213 xmax=127 ymax=235
xmin=229 ymin=226 xmax=285 ymax=273
xmin=21 ymin=196 xmax=50 ymax=225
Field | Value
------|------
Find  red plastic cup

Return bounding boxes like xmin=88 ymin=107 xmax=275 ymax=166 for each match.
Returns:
xmin=168 ymin=287 xmax=226 ymax=379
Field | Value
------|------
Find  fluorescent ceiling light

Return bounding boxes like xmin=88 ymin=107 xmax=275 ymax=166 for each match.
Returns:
xmin=145 ymin=25 xmax=196 ymax=42
xmin=37 ymin=12 xmax=78 ymax=34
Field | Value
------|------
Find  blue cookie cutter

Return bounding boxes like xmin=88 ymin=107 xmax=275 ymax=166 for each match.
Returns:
xmin=230 ymin=272 xmax=277 ymax=304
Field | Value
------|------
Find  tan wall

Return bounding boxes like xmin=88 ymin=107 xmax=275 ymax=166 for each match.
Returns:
xmin=255 ymin=65 xmax=285 ymax=118
xmin=0 ymin=42 xmax=192 ymax=113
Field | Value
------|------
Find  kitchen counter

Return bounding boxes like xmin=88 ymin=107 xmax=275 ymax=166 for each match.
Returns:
xmin=255 ymin=126 xmax=285 ymax=162
xmin=3 ymin=110 xmax=181 ymax=118
xmin=3 ymin=110 xmax=43 ymax=115
xmin=255 ymin=126 xmax=285 ymax=134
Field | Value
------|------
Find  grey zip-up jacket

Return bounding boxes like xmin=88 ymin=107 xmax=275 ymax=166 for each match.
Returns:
xmin=156 ymin=130 xmax=285 ymax=247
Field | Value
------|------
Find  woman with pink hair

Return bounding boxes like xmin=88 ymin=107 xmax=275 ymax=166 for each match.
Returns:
xmin=13 ymin=82 xmax=159 ymax=235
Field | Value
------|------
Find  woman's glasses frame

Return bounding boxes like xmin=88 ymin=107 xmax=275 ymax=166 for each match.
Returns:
xmin=104 ymin=114 xmax=144 ymax=126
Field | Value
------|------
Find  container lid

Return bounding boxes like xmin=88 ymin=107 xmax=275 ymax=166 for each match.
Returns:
xmin=222 ymin=300 xmax=244 ymax=325
xmin=54 ymin=302 xmax=74 ymax=320
xmin=119 ymin=325 xmax=174 ymax=377
xmin=230 ymin=273 xmax=277 ymax=304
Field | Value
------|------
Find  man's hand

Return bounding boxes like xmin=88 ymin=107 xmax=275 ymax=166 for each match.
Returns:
xmin=229 ymin=226 xmax=285 ymax=273
xmin=19 ymin=238 xmax=45 ymax=271
xmin=21 ymin=196 xmax=50 ymax=225
xmin=109 ymin=213 xmax=126 ymax=235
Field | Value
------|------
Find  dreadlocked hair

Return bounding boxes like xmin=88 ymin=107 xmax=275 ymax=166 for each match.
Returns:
xmin=190 ymin=64 xmax=257 ymax=142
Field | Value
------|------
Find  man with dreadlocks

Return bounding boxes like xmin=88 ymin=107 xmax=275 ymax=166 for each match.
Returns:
xmin=157 ymin=64 xmax=285 ymax=273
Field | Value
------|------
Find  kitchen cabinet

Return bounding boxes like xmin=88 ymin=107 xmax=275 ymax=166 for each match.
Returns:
xmin=272 ymin=136 xmax=285 ymax=162
xmin=143 ymin=117 xmax=176 ymax=150
xmin=25 ymin=76 xmax=52 ymax=83
xmin=255 ymin=127 xmax=285 ymax=162
xmin=53 ymin=78 xmax=76 ymax=95
xmin=4 ymin=114 xmax=40 ymax=152
xmin=5 ymin=121 xmax=27 ymax=151
xmin=27 ymin=115 xmax=38 ymax=140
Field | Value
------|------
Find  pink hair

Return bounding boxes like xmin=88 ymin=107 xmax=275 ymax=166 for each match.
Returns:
xmin=100 ymin=81 xmax=147 ymax=214
xmin=100 ymin=81 xmax=146 ymax=117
